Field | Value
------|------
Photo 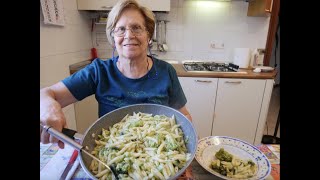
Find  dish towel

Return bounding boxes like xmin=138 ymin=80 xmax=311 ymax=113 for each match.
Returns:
xmin=40 ymin=0 xmax=65 ymax=26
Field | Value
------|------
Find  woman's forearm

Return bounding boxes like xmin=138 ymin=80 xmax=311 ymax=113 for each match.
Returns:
xmin=41 ymin=82 xmax=77 ymax=108
xmin=178 ymin=106 xmax=192 ymax=122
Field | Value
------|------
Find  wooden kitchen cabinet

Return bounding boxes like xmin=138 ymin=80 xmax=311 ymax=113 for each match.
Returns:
xmin=178 ymin=77 xmax=218 ymax=139
xmin=247 ymin=0 xmax=273 ymax=17
xmin=211 ymin=79 xmax=266 ymax=144
xmin=77 ymin=0 xmax=170 ymax=11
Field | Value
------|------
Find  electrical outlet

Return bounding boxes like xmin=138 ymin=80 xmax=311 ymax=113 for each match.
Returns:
xmin=210 ymin=42 xmax=224 ymax=49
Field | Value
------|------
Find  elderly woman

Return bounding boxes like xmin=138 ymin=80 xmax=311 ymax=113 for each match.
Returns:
xmin=41 ymin=0 xmax=192 ymax=166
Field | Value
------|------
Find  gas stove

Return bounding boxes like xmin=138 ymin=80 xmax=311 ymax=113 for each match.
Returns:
xmin=182 ymin=61 xmax=246 ymax=74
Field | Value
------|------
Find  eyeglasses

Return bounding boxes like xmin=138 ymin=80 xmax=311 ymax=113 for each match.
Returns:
xmin=113 ymin=25 xmax=147 ymax=37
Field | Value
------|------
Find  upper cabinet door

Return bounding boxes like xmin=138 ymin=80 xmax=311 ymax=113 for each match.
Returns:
xmin=247 ymin=0 xmax=273 ymax=17
xmin=77 ymin=0 xmax=118 ymax=10
xmin=139 ymin=0 xmax=170 ymax=11
xmin=77 ymin=0 xmax=170 ymax=11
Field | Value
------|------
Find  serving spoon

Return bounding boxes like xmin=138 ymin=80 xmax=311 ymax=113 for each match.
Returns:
xmin=40 ymin=124 xmax=119 ymax=180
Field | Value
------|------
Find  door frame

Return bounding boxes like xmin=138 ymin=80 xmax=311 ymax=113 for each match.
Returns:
xmin=264 ymin=0 xmax=280 ymax=66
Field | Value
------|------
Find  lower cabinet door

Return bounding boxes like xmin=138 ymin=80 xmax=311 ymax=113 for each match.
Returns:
xmin=179 ymin=77 xmax=218 ymax=139
xmin=211 ymin=78 xmax=265 ymax=144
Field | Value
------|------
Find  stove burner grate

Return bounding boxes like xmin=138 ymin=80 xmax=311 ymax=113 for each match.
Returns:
xmin=183 ymin=61 xmax=238 ymax=72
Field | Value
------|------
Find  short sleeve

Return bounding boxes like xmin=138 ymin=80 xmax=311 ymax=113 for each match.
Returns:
xmin=168 ymin=65 xmax=187 ymax=109
xmin=61 ymin=62 xmax=97 ymax=101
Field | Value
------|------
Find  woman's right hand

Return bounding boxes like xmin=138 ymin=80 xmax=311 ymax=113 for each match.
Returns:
xmin=40 ymin=82 xmax=79 ymax=149
xmin=40 ymin=94 xmax=67 ymax=149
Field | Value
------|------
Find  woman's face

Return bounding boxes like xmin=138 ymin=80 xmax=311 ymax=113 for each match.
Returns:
xmin=113 ymin=8 xmax=150 ymax=60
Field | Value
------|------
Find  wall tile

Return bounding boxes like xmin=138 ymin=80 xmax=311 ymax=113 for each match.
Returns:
xmin=171 ymin=0 xmax=179 ymax=8
xmin=182 ymin=0 xmax=197 ymax=8
xmin=166 ymin=29 xmax=177 ymax=51
xmin=64 ymin=10 xmax=90 ymax=25
xmin=63 ymin=0 xmax=78 ymax=11
xmin=40 ymin=0 xmax=92 ymax=131
xmin=166 ymin=8 xmax=178 ymax=29
xmin=91 ymin=0 xmax=270 ymax=62
xmin=178 ymin=0 xmax=185 ymax=8
xmin=175 ymin=29 xmax=185 ymax=52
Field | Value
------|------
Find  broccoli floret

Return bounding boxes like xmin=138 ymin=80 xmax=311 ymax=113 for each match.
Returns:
xmin=115 ymin=161 xmax=130 ymax=174
xmin=146 ymin=137 xmax=158 ymax=148
xmin=211 ymin=159 xmax=220 ymax=170
xmin=156 ymin=134 xmax=164 ymax=143
xmin=149 ymin=141 xmax=158 ymax=148
xmin=109 ymin=146 xmax=120 ymax=151
xmin=185 ymin=136 xmax=190 ymax=144
xmin=129 ymin=120 xmax=143 ymax=128
xmin=215 ymin=148 xmax=233 ymax=162
xmin=248 ymin=160 xmax=255 ymax=166
xmin=165 ymin=134 xmax=178 ymax=150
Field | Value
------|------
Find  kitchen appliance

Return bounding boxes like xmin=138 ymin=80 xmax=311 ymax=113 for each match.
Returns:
xmin=41 ymin=104 xmax=198 ymax=180
xmin=182 ymin=61 xmax=247 ymax=74
xmin=233 ymin=48 xmax=251 ymax=68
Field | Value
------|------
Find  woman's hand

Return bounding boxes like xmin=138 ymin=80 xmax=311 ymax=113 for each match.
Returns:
xmin=40 ymin=89 xmax=66 ymax=149
xmin=40 ymin=82 xmax=78 ymax=149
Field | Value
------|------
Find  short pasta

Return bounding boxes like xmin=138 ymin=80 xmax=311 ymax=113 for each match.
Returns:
xmin=211 ymin=148 xmax=257 ymax=179
xmin=89 ymin=112 xmax=191 ymax=180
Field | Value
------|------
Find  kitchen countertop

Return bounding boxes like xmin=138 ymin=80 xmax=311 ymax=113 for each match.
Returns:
xmin=40 ymin=143 xmax=279 ymax=180
xmin=171 ymin=64 xmax=277 ymax=79
xmin=69 ymin=60 xmax=277 ymax=79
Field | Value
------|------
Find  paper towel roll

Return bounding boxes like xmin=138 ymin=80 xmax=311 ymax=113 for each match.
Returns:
xmin=233 ymin=48 xmax=251 ymax=68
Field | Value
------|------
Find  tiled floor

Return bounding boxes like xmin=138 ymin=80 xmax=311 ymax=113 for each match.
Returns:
xmin=263 ymin=85 xmax=280 ymax=138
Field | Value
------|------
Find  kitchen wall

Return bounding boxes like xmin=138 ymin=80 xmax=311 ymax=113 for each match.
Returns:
xmin=40 ymin=0 xmax=93 ymax=130
xmin=94 ymin=0 xmax=270 ymax=63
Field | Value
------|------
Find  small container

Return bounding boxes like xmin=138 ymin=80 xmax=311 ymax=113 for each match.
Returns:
xmin=250 ymin=48 xmax=259 ymax=68
xmin=257 ymin=54 xmax=264 ymax=66
xmin=256 ymin=49 xmax=265 ymax=66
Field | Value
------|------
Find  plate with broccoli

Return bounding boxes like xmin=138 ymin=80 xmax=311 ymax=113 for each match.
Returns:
xmin=195 ymin=136 xmax=271 ymax=180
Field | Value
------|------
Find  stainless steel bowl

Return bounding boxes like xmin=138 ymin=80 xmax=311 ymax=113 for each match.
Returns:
xmin=79 ymin=103 xmax=198 ymax=180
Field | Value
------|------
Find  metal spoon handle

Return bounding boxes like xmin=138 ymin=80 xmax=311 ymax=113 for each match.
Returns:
xmin=40 ymin=124 xmax=83 ymax=150
xmin=40 ymin=124 xmax=118 ymax=179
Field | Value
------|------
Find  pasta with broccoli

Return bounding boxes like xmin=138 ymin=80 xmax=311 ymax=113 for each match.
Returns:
xmin=211 ymin=148 xmax=257 ymax=179
xmin=89 ymin=112 xmax=191 ymax=180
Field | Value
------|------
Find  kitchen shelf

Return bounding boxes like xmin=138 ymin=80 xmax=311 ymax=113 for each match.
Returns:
xmin=95 ymin=22 xmax=106 ymax=25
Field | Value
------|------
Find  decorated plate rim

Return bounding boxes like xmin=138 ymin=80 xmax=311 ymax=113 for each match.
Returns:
xmin=195 ymin=136 xmax=271 ymax=180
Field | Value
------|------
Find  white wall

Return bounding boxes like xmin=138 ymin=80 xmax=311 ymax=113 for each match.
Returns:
xmin=94 ymin=0 xmax=270 ymax=63
xmin=40 ymin=0 xmax=93 ymax=130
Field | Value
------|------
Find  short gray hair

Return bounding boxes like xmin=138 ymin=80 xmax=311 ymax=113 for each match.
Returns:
xmin=106 ymin=0 xmax=155 ymax=46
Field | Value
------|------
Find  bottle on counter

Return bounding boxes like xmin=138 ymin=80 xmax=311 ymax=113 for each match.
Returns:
xmin=250 ymin=48 xmax=259 ymax=68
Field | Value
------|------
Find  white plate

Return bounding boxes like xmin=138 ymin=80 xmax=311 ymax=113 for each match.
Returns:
xmin=254 ymin=66 xmax=274 ymax=72
xmin=195 ymin=136 xmax=271 ymax=180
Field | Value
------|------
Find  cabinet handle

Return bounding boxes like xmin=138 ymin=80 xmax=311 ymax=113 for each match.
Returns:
xmin=225 ymin=81 xmax=242 ymax=84
xmin=101 ymin=6 xmax=112 ymax=9
xmin=195 ymin=80 xmax=212 ymax=83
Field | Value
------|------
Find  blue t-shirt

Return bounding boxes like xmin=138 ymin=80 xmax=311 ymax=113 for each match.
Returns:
xmin=62 ymin=56 xmax=187 ymax=117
